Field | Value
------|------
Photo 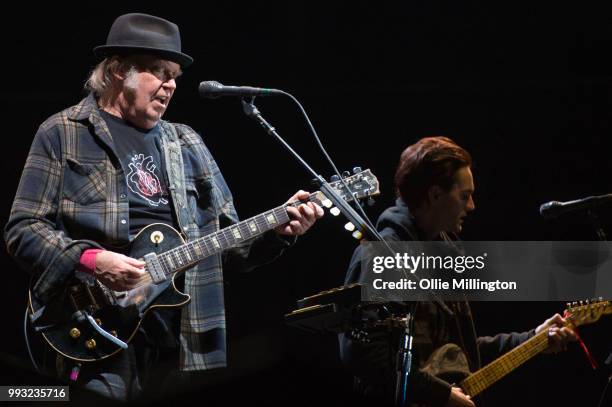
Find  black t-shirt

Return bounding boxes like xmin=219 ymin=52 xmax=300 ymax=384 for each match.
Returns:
xmin=100 ymin=110 xmax=174 ymax=236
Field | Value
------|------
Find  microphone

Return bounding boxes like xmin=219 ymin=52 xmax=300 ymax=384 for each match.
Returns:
xmin=539 ymin=194 xmax=612 ymax=219
xmin=199 ymin=81 xmax=282 ymax=99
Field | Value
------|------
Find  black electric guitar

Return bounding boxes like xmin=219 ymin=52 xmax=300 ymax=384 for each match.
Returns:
xmin=29 ymin=169 xmax=379 ymax=362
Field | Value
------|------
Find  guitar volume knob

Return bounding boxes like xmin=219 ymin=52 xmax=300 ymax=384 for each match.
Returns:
xmin=85 ymin=339 xmax=97 ymax=350
xmin=69 ymin=328 xmax=81 ymax=339
xmin=150 ymin=231 xmax=164 ymax=244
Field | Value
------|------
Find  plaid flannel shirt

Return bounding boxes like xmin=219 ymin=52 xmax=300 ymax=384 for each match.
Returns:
xmin=5 ymin=94 xmax=292 ymax=371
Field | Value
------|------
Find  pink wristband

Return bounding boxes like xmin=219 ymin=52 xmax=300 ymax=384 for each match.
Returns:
xmin=78 ymin=249 xmax=103 ymax=275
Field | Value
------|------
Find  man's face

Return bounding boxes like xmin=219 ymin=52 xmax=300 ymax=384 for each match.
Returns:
xmin=121 ymin=56 xmax=182 ymax=129
xmin=432 ymin=166 xmax=476 ymax=234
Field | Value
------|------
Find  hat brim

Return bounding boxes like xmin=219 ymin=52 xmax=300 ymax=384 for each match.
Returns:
xmin=93 ymin=45 xmax=193 ymax=68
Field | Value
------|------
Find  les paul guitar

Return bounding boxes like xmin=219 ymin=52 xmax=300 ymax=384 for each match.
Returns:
xmin=30 ymin=169 xmax=379 ymax=362
xmin=459 ymin=299 xmax=612 ymax=397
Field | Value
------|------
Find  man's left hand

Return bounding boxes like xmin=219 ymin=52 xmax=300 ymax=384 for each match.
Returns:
xmin=275 ymin=190 xmax=324 ymax=236
xmin=535 ymin=313 xmax=578 ymax=354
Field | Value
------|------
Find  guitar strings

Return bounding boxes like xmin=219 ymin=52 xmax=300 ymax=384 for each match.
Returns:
xmin=130 ymin=195 xmax=312 ymax=289
xmin=127 ymin=191 xmax=331 ymax=290
xmin=462 ymin=311 xmax=580 ymax=396
xmin=463 ymin=330 xmax=549 ymax=395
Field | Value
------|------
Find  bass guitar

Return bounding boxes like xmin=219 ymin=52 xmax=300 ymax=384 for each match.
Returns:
xmin=458 ymin=299 xmax=612 ymax=397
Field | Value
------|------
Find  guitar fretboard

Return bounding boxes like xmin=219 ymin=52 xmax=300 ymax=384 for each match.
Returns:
xmin=138 ymin=168 xmax=378 ymax=280
xmin=159 ymin=205 xmax=290 ymax=274
xmin=154 ymin=199 xmax=311 ymax=275
xmin=460 ymin=329 xmax=549 ymax=397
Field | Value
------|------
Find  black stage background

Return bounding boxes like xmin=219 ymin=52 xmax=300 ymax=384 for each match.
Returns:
xmin=1 ymin=3 xmax=611 ymax=406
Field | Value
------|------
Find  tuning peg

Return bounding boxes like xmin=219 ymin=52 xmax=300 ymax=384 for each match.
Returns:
xmin=321 ymin=199 xmax=333 ymax=208
xmin=352 ymin=166 xmax=362 ymax=174
xmin=342 ymin=171 xmax=350 ymax=178
xmin=345 ymin=222 xmax=356 ymax=232
xmin=330 ymin=207 xmax=341 ymax=216
xmin=330 ymin=174 xmax=340 ymax=182
xmin=352 ymin=230 xmax=363 ymax=240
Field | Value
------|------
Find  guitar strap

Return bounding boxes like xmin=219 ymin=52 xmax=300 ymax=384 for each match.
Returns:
xmin=158 ymin=121 xmax=194 ymax=235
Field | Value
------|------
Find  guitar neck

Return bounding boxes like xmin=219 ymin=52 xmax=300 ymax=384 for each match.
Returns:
xmin=460 ymin=329 xmax=549 ymax=397
xmin=148 ymin=168 xmax=380 ymax=277
xmin=156 ymin=198 xmax=311 ymax=275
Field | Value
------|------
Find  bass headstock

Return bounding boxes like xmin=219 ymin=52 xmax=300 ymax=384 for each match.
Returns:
xmin=565 ymin=298 xmax=612 ymax=327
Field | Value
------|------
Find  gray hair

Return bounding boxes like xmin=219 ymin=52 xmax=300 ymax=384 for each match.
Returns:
xmin=84 ymin=56 xmax=139 ymax=98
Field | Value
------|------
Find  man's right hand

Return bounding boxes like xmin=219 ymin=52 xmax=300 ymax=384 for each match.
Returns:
xmin=94 ymin=250 xmax=145 ymax=291
xmin=446 ymin=386 xmax=475 ymax=407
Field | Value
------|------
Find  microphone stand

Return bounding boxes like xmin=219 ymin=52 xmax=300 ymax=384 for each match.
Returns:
xmin=586 ymin=210 xmax=608 ymax=242
xmin=241 ymin=98 xmax=377 ymax=239
xmin=600 ymin=353 xmax=612 ymax=407
xmin=241 ymin=96 xmax=453 ymax=407
xmin=587 ymin=211 xmax=612 ymax=407
xmin=395 ymin=310 xmax=415 ymax=407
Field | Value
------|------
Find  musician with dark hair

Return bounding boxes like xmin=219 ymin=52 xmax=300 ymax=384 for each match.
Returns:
xmin=339 ymin=137 xmax=575 ymax=407
xmin=5 ymin=13 xmax=322 ymax=401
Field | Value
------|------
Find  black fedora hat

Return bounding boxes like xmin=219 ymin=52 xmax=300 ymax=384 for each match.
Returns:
xmin=93 ymin=13 xmax=193 ymax=68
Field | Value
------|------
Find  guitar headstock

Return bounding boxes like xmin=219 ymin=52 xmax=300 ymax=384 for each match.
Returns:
xmin=311 ymin=168 xmax=380 ymax=209
xmin=329 ymin=168 xmax=380 ymax=203
xmin=565 ymin=298 xmax=612 ymax=327
xmin=306 ymin=168 xmax=379 ymax=239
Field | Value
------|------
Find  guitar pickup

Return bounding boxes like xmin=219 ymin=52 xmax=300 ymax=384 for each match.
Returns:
xmin=144 ymin=253 xmax=167 ymax=284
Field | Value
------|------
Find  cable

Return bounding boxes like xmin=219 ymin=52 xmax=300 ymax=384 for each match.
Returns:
xmin=24 ymin=304 xmax=40 ymax=372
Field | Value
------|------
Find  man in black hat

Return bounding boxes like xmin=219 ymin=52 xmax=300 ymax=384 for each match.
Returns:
xmin=5 ymin=13 xmax=322 ymax=401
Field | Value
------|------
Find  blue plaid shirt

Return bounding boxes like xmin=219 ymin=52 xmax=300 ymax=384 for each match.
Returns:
xmin=5 ymin=94 xmax=292 ymax=371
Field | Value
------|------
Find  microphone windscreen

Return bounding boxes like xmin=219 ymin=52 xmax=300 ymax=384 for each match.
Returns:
xmin=199 ymin=81 xmax=223 ymax=98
